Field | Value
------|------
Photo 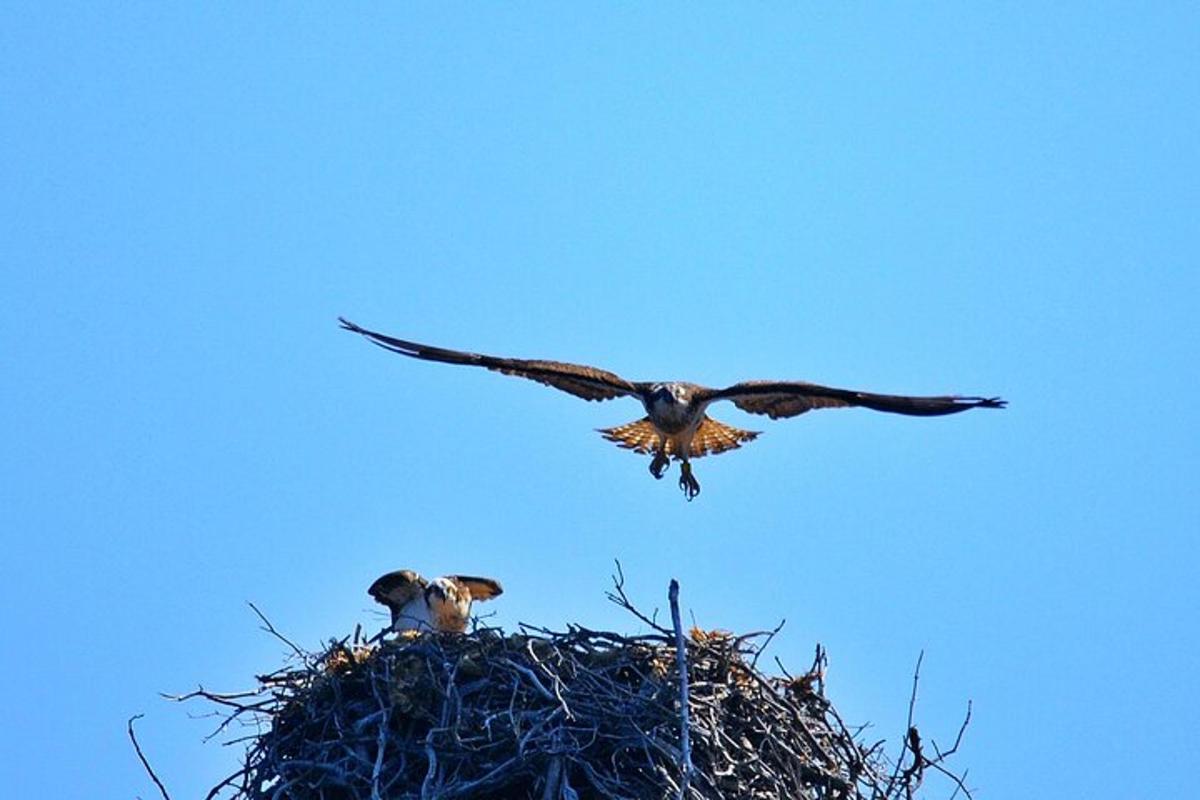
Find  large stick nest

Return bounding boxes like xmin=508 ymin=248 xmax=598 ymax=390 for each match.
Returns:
xmin=176 ymin=587 xmax=970 ymax=800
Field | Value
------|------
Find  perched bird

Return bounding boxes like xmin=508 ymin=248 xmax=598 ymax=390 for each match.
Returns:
xmin=368 ymin=570 xmax=503 ymax=633
xmin=339 ymin=317 xmax=1005 ymax=500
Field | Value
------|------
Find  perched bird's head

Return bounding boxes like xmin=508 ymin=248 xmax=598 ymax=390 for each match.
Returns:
xmin=425 ymin=576 xmax=461 ymax=605
xmin=424 ymin=576 xmax=474 ymax=632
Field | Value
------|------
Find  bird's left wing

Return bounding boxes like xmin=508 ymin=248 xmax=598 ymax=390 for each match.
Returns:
xmin=368 ymin=569 xmax=426 ymax=607
xmin=339 ymin=318 xmax=639 ymax=402
xmin=710 ymin=380 xmax=1006 ymax=419
xmin=449 ymin=575 xmax=504 ymax=602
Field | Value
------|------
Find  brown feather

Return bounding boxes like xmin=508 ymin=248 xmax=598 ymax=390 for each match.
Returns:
xmin=598 ymin=416 xmax=758 ymax=459
xmin=597 ymin=418 xmax=667 ymax=455
xmin=722 ymin=382 xmax=853 ymax=419
xmin=367 ymin=569 xmax=426 ymax=607
xmin=689 ymin=416 xmax=760 ymax=457
xmin=716 ymin=380 xmax=1005 ymax=419
xmin=449 ymin=575 xmax=504 ymax=601
xmin=488 ymin=362 xmax=634 ymax=401
xmin=339 ymin=318 xmax=638 ymax=402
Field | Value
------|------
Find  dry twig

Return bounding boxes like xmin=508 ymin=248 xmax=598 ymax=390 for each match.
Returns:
xmin=128 ymin=714 xmax=173 ymax=800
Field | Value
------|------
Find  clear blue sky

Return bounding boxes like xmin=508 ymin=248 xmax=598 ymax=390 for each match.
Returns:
xmin=2 ymin=5 xmax=1196 ymax=797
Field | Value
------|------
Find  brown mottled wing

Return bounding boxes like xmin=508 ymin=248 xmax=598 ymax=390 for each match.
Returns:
xmin=712 ymin=380 xmax=1006 ymax=419
xmin=449 ymin=576 xmax=503 ymax=602
xmin=339 ymin=318 xmax=638 ymax=402
xmin=689 ymin=416 xmax=760 ymax=458
xmin=368 ymin=569 xmax=426 ymax=608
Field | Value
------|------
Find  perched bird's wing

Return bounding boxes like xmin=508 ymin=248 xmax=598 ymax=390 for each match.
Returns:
xmin=339 ymin=318 xmax=639 ymax=402
xmin=368 ymin=569 xmax=426 ymax=611
xmin=709 ymin=380 xmax=1006 ymax=419
xmin=449 ymin=575 xmax=504 ymax=602
xmin=369 ymin=570 xmax=436 ymax=630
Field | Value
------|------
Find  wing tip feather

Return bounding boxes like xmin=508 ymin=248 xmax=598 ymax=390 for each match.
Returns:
xmin=963 ymin=396 xmax=1007 ymax=409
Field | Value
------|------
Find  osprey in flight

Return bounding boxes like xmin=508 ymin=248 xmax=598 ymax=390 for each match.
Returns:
xmin=340 ymin=318 xmax=1005 ymax=500
xmin=369 ymin=569 xmax=503 ymax=633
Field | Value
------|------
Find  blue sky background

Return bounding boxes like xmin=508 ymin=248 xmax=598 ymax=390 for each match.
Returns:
xmin=2 ymin=5 xmax=1196 ymax=797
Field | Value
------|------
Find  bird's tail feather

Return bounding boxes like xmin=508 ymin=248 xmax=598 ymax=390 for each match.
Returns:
xmin=690 ymin=416 xmax=760 ymax=457
xmin=597 ymin=416 xmax=758 ymax=459
xmin=598 ymin=418 xmax=664 ymax=454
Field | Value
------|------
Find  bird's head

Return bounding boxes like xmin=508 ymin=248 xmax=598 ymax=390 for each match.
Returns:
xmin=425 ymin=577 xmax=462 ymax=606
xmin=651 ymin=382 xmax=689 ymax=405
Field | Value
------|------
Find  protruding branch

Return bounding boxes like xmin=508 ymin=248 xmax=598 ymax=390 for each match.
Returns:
xmin=606 ymin=560 xmax=670 ymax=634
xmin=669 ymin=579 xmax=693 ymax=799
xmin=247 ymin=602 xmax=305 ymax=659
xmin=128 ymin=714 xmax=173 ymax=800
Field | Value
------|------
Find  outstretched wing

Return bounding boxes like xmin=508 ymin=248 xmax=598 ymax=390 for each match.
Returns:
xmin=449 ymin=575 xmax=504 ymax=602
xmin=368 ymin=569 xmax=426 ymax=608
xmin=710 ymin=380 xmax=1006 ymax=419
xmin=339 ymin=318 xmax=639 ymax=402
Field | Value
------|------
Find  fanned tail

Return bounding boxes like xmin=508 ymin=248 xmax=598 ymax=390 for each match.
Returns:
xmin=689 ymin=416 xmax=759 ymax=458
xmin=598 ymin=418 xmax=665 ymax=455
xmin=597 ymin=416 xmax=759 ymax=459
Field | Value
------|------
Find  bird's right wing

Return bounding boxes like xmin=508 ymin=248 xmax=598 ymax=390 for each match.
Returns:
xmin=339 ymin=318 xmax=640 ymax=402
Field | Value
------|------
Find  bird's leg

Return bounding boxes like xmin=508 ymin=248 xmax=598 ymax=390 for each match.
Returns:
xmin=649 ymin=449 xmax=670 ymax=480
xmin=678 ymin=460 xmax=700 ymax=501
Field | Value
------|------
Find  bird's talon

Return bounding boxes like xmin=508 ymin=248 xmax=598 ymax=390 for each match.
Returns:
xmin=678 ymin=463 xmax=700 ymax=500
xmin=649 ymin=453 xmax=670 ymax=480
xmin=680 ymin=479 xmax=700 ymax=500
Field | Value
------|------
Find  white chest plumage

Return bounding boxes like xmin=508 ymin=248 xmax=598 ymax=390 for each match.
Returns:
xmin=392 ymin=595 xmax=435 ymax=631
xmin=390 ymin=581 xmax=469 ymax=632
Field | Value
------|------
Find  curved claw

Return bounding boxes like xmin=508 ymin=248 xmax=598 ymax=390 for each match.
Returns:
xmin=649 ymin=452 xmax=670 ymax=480
xmin=678 ymin=462 xmax=700 ymax=501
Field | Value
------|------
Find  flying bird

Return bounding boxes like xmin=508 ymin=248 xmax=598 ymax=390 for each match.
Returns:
xmin=368 ymin=569 xmax=503 ymax=634
xmin=339 ymin=317 xmax=1005 ymax=500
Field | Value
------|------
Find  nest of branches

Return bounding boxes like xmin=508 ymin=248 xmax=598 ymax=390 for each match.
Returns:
xmin=162 ymin=578 xmax=970 ymax=800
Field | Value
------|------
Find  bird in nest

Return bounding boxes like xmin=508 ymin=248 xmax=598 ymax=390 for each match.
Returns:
xmin=369 ymin=569 xmax=503 ymax=634
xmin=340 ymin=317 xmax=1006 ymax=500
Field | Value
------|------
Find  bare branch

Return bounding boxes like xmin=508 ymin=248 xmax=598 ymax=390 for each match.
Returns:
xmin=668 ymin=579 xmax=693 ymax=799
xmin=906 ymin=651 xmax=924 ymax=734
xmin=127 ymin=715 xmax=172 ymax=800
xmin=748 ymin=617 xmax=786 ymax=670
xmin=931 ymin=700 xmax=973 ymax=764
xmin=246 ymin=602 xmax=305 ymax=659
xmin=605 ymin=560 xmax=670 ymax=634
